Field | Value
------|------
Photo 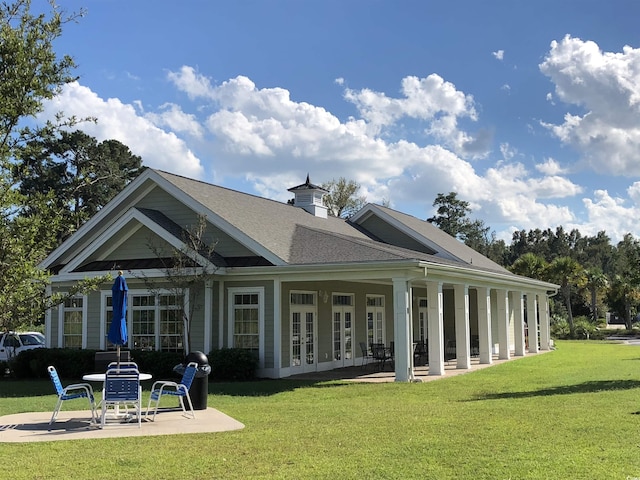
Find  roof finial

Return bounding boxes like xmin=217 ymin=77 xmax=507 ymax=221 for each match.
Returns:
xmin=305 ymin=173 xmax=310 ymax=185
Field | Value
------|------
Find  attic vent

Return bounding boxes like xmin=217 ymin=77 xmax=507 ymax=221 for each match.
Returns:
xmin=287 ymin=174 xmax=329 ymax=218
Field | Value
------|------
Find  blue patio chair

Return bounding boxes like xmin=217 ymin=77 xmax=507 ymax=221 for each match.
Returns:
xmin=101 ymin=368 xmax=142 ymax=428
xmin=47 ymin=365 xmax=97 ymax=426
xmin=146 ymin=361 xmax=198 ymax=421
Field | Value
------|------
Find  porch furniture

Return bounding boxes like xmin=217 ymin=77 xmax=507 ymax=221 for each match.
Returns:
xmin=47 ymin=365 xmax=97 ymax=426
xmin=372 ymin=343 xmax=393 ymax=371
xmin=146 ymin=361 xmax=198 ymax=421
xmin=359 ymin=342 xmax=373 ymax=369
xmin=445 ymin=340 xmax=457 ymax=362
xmin=100 ymin=367 xmax=142 ymax=428
xmin=414 ymin=341 xmax=428 ymax=366
xmin=83 ymin=372 xmax=152 ymax=383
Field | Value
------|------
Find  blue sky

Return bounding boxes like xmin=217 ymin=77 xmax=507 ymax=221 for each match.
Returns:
xmin=40 ymin=0 xmax=640 ymax=243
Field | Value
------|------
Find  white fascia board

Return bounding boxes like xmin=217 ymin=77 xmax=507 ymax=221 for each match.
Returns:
xmin=350 ymin=205 xmax=460 ymax=262
xmin=224 ymin=258 xmax=558 ymax=293
xmin=40 ymin=169 xmax=159 ymax=269
xmin=151 ymin=174 xmax=286 ymax=266
xmin=61 ymin=208 xmax=217 ymax=274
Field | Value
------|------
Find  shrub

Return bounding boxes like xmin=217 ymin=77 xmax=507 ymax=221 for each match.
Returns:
xmin=208 ymin=348 xmax=258 ymax=381
xmin=128 ymin=350 xmax=184 ymax=379
xmin=9 ymin=348 xmax=95 ymax=379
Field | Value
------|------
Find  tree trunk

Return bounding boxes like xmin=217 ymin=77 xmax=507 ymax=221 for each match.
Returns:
xmin=564 ymin=284 xmax=574 ymax=336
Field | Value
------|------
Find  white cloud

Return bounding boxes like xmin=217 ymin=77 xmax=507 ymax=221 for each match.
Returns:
xmin=39 ymin=82 xmax=204 ymax=179
xmin=540 ymin=35 xmax=640 ymax=175
xmin=40 ymin=71 xmax=630 ymax=242
xmin=535 ymin=157 xmax=568 ymax=175
xmin=493 ymin=50 xmax=504 ymax=60
xmin=580 ymin=189 xmax=640 ymax=239
xmin=342 ymin=74 xmax=490 ymax=158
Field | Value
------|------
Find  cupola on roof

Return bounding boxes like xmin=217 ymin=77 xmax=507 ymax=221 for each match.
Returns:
xmin=287 ymin=174 xmax=329 ymax=218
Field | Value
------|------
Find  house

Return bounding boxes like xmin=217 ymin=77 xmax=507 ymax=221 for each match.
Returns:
xmin=41 ymin=168 xmax=558 ymax=381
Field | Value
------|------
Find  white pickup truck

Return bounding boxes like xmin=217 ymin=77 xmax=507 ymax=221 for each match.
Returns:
xmin=0 ymin=332 xmax=46 ymax=362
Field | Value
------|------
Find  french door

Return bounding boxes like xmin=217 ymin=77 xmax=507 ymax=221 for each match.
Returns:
xmin=366 ymin=295 xmax=386 ymax=346
xmin=290 ymin=291 xmax=317 ymax=374
xmin=332 ymin=294 xmax=354 ymax=368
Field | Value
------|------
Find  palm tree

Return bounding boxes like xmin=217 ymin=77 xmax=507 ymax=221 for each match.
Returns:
xmin=510 ymin=252 xmax=548 ymax=280
xmin=583 ymin=268 xmax=608 ymax=324
xmin=546 ymin=256 xmax=585 ymax=336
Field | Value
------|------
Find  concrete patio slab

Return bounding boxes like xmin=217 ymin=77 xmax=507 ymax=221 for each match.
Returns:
xmin=0 ymin=407 xmax=244 ymax=443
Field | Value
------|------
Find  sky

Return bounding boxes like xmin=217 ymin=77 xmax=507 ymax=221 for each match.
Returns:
xmin=35 ymin=0 xmax=640 ymax=243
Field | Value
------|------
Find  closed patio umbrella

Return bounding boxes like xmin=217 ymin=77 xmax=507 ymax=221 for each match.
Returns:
xmin=108 ymin=271 xmax=128 ymax=368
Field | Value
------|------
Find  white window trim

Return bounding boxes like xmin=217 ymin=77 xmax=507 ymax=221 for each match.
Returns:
xmin=57 ymin=293 xmax=88 ymax=349
xmin=227 ymin=286 xmax=265 ymax=368
xmin=100 ymin=288 xmax=189 ymax=352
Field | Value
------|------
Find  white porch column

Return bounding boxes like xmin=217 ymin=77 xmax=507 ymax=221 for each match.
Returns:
xmin=218 ymin=281 xmax=225 ymax=349
xmin=511 ymin=291 xmax=525 ymax=356
xmin=392 ymin=278 xmax=412 ymax=382
xmin=203 ymin=280 xmax=213 ymax=354
xmin=454 ymin=284 xmax=471 ymax=369
xmin=527 ymin=293 xmax=539 ymax=353
xmin=539 ymin=294 xmax=551 ymax=350
xmin=427 ymin=281 xmax=445 ymax=376
xmin=273 ymin=278 xmax=282 ymax=374
xmin=476 ymin=286 xmax=492 ymax=364
xmin=496 ymin=289 xmax=510 ymax=360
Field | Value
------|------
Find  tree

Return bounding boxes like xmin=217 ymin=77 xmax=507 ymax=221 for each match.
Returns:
xmin=0 ymin=0 xmax=106 ymax=331
xmin=427 ymin=192 xmax=506 ymax=262
xmin=510 ymin=253 xmax=548 ymax=280
xmin=321 ymin=177 xmax=366 ymax=218
xmin=427 ymin=192 xmax=472 ymax=237
xmin=15 ymin=129 xmax=143 ymax=239
xmin=546 ymin=256 xmax=585 ymax=336
xmin=135 ymin=215 xmax=218 ymax=355
xmin=583 ymin=268 xmax=608 ymax=323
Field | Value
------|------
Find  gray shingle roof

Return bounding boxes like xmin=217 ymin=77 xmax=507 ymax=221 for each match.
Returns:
xmin=154 ymin=170 xmax=508 ymax=274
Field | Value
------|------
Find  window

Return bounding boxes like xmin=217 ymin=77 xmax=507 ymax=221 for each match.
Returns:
xmin=233 ymin=293 xmax=259 ymax=351
xmin=131 ymin=294 xmax=156 ymax=351
xmin=103 ymin=291 xmax=185 ymax=352
xmin=228 ymin=288 xmax=264 ymax=363
xmin=159 ymin=294 xmax=184 ymax=352
xmin=366 ymin=295 xmax=385 ymax=346
xmin=63 ymin=296 xmax=84 ymax=348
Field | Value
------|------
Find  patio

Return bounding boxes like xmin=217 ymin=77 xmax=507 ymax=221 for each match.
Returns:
xmin=0 ymin=406 xmax=244 ymax=443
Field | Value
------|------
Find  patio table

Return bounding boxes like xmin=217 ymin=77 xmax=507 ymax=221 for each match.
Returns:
xmin=83 ymin=373 xmax=152 ymax=382
xmin=82 ymin=373 xmax=152 ymax=424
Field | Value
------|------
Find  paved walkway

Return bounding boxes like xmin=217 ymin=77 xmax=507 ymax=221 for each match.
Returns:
xmin=290 ymin=350 xmax=553 ymax=383
xmin=0 ymin=407 xmax=244 ymax=443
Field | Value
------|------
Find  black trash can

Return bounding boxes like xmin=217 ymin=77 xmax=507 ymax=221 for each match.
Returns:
xmin=173 ymin=351 xmax=211 ymax=410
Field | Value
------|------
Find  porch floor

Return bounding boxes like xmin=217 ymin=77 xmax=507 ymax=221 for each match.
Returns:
xmin=289 ymin=350 xmax=552 ymax=383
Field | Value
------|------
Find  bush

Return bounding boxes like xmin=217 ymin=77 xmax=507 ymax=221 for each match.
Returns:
xmin=129 ymin=350 xmax=184 ymax=379
xmin=9 ymin=348 xmax=95 ymax=379
xmin=208 ymin=348 xmax=258 ymax=381
xmin=573 ymin=315 xmax=598 ymax=339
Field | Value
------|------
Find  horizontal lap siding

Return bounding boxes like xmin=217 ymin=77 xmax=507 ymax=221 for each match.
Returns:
xmin=136 ymin=186 xmax=255 ymax=257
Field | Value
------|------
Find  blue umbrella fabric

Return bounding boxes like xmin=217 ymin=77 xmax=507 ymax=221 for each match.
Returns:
xmin=108 ymin=272 xmax=128 ymax=361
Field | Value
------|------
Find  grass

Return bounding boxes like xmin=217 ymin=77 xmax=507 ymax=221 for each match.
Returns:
xmin=2 ymin=340 xmax=640 ymax=479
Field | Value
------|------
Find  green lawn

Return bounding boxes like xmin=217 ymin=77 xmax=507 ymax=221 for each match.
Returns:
xmin=2 ymin=341 xmax=640 ymax=479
